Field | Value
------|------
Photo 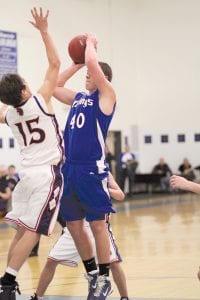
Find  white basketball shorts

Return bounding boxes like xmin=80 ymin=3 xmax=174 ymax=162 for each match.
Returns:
xmin=48 ymin=221 xmax=122 ymax=266
xmin=5 ymin=164 xmax=63 ymax=236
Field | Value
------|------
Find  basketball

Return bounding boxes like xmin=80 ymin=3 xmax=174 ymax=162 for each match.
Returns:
xmin=68 ymin=35 xmax=86 ymax=64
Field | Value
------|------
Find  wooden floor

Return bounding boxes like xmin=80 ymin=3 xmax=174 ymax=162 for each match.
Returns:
xmin=1 ymin=192 xmax=200 ymax=300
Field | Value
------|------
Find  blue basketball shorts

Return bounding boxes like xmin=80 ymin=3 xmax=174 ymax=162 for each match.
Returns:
xmin=60 ymin=163 xmax=115 ymax=222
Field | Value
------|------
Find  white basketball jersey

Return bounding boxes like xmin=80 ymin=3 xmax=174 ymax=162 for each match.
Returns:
xmin=6 ymin=94 xmax=64 ymax=167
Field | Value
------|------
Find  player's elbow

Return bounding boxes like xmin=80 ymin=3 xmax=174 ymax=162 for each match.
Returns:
xmin=119 ymin=192 xmax=125 ymax=201
xmin=116 ymin=191 xmax=125 ymax=201
xmin=51 ymin=57 xmax=61 ymax=70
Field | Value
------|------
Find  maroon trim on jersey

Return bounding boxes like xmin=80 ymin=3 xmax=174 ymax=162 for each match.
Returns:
xmin=4 ymin=114 xmax=8 ymax=126
xmin=33 ymin=95 xmax=55 ymax=117
xmin=34 ymin=95 xmax=64 ymax=163
xmin=14 ymin=100 xmax=27 ymax=107
xmin=51 ymin=116 xmax=65 ymax=163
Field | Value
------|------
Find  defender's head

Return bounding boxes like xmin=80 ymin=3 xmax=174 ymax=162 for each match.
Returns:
xmin=0 ymin=74 xmax=26 ymax=107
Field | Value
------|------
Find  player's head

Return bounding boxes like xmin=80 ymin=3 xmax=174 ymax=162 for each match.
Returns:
xmin=124 ymin=144 xmax=131 ymax=152
xmin=86 ymin=62 xmax=112 ymax=92
xmin=99 ymin=62 xmax=112 ymax=82
xmin=0 ymin=73 xmax=29 ymax=107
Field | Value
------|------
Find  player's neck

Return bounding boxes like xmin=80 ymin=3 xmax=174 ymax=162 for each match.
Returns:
xmin=88 ymin=88 xmax=97 ymax=95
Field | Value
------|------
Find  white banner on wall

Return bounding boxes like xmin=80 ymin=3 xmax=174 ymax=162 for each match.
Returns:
xmin=0 ymin=30 xmax=17 ymax=77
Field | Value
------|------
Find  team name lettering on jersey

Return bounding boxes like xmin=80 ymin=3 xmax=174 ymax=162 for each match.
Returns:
xmin=72 ymin=98 xmax=93 ymax=108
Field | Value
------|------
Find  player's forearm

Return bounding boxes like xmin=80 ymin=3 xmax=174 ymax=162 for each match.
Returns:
xmin=109 ymin=188 xmax=125 ymax=201
xmin=40 ymin=31 xmax=60 ymax=69
xmin=85 ymin=39 xmax=98 ymax=68
xmin=57 ymin=64 xmax=82 ymax=87
xmin=186 ymin=181 xmax=200 ymax=194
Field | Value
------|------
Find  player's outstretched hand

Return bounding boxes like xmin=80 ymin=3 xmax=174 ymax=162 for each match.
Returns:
xmin=71 ymin=61 xmax=85 ymax=69
xmin=86 ymin=33 xmax=98 ymax=50
xmin=30 ymin=7 xmax=49 ymax=33
xmin=170 ymin=175 xmax=188 ymax=190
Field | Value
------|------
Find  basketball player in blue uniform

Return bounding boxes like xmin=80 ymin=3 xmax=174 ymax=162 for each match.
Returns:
xmin=0 ymin=8 xmax=64 ymax=300
xmin=30 ymin=172 xmax=129 ymax=300
xmin=53 ymin=33 xmax=116 ymax=299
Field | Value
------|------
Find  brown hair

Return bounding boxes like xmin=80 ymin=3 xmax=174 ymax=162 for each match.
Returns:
xmin=0 ymin=73 xmax=25 ymax=106
xmin=99 ymin=62 xmax=113 ymax=82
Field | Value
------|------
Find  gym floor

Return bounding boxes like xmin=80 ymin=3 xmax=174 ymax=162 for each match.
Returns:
xmin=1 ymin=192 xmax=200 ymax=300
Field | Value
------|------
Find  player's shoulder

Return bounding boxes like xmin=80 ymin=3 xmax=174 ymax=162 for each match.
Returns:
xmin=30 ymin=93 xmax=49 ymax=110
xmin=17 ymin=93 xmax=44 ymax=107
xmin=75 ymin=91 xmax=87 ymax=100
xmin=32 ymin=93 xmax=45 ymax=103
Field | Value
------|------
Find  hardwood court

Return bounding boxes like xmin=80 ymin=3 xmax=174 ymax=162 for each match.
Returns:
xmin=1 ymin=192 xmax=200 ymax=300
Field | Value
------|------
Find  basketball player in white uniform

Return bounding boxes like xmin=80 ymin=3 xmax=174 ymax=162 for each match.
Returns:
xmin=30 ymin=172 xmax=129 ymax=300
xmin=0 ymin=8 xmax=64 ymax=300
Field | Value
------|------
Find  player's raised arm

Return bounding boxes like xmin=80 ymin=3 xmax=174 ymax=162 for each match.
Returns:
xmin=29 ymin=7 xmax=60 ymax=103
xmin=53 ymin=63 xmax=83 ymax=106
xmin=85 ymin=33 xmax=116 ymax=115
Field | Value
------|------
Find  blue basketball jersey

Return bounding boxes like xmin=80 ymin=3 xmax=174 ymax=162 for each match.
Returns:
xmin=64 ymin=89 xmax=115 ymax=166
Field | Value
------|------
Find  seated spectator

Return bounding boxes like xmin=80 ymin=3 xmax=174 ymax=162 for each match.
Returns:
xmin=119 ymin=144 xmax=138 ymax=196
xmin=6 ymin=164 xmax=20 ymax=191
xmin=178 ymin=158 xmax=196 ymax=181
xmin=0 ymin=165 xmax=12 ymax=217
xmin=152 ymin=158 xmax=172 ymax=192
